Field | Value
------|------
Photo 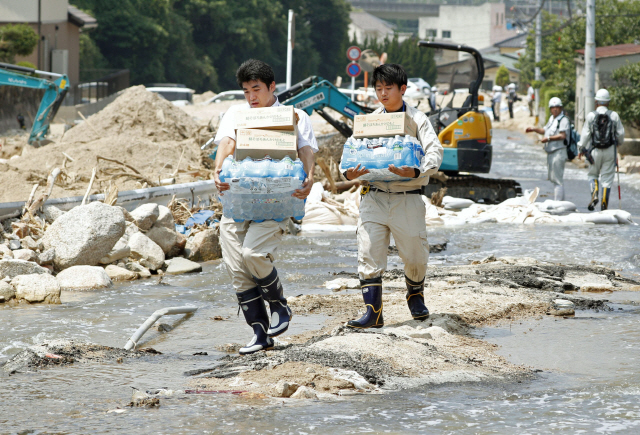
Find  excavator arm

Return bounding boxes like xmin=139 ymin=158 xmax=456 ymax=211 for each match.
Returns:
xmin=278 ymin=76 xmax=374 ymax=137
xmin=0 ymin=62 xmax=69 ymax=144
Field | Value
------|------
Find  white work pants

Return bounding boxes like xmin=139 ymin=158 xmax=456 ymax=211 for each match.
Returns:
xmin=547 ymin=147 xmax=567 ymax=200
xmin=588 ymin=146 xmax=616 ymax=188
xmin=219 ymin=217 xmax=287 ymax=292
xmin=357 ymin=190 xmax=429 ymax=283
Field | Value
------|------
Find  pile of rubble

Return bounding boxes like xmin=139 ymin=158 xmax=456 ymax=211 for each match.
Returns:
xmin=0 ymin=200 xmax=222 ymax=305
xmin=0 ymin=86 xmax=211 ymax=203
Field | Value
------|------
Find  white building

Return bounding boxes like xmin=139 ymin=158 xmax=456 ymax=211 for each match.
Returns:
xmin=418 ymin=2 xmax=516 ymax=51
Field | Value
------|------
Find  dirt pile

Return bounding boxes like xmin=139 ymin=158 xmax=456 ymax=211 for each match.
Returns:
xmin=0 ymin=86 xmax=210 ymax=203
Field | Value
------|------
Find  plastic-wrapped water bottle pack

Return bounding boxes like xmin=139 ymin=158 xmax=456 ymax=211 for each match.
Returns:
xmin=339 ymin=135 xmax=424 ymax=181
xmin=218 ymin=156 xmax=307 ymax=222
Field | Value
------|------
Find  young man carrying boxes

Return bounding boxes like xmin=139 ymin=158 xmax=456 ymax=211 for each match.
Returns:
xmin=343 ymin=64 xmax=443 ymax=328
xmin=213 ymin=59 xmax=318 ymax=354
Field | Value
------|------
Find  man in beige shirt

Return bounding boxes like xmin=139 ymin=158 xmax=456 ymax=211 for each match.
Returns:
xmin=342 ymin=64 xmax=443 ymax=328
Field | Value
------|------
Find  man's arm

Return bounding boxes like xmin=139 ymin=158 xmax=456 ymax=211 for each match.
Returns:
xmin=578 ymin=113 xmax=593 ymax=151
xmin=614 ymin=112 xmax=625 ymax=145
xmin=526 ymin=127 xmax=545 ymax=135
xmin=213 ymin=137 xmax=236 ymax=193
xmin=293 ymin=146 xmax=314 ymax=199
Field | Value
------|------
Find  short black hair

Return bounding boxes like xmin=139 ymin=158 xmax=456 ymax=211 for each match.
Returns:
xmin=236 ymin=59 xmax=276 ymax=88
xmin=372 ymin=64 xmax=407 ymax=88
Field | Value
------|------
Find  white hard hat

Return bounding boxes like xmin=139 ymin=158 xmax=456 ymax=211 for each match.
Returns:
xmin=595 ymin=88 xmax=611 ymax=102
xmin=548 ymin=97 xmax=563 ymax=108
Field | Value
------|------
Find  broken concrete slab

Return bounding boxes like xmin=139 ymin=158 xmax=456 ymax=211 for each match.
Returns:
xmin=165 ymin=257 xmax=202 ymax=275
xmin=55 ymin=265 xmax=113 ymax=291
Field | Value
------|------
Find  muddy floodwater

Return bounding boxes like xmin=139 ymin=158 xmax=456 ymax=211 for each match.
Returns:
xmin=2 ymin=130 xmax=640 ymax=434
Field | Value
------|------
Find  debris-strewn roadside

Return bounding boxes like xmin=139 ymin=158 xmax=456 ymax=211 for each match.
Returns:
xmin=187 ymin=258 xmax=638 ymax=398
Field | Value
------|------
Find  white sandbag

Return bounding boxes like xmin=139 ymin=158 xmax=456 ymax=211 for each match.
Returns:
xmin=601 ymin=209 xmax=636 ymax=225
xmin=582 ymin=212 xmax=619 ymax=224
xmin=302 ymin=202 xmax=344 ymax=225
xmin=442 ymin=196 xmax=474 ymax=210
xmin=307 ymin=182 xmax=324 ymax=203
xmin=300 ymin=224 xmax=357 ymax=232
xmin=536 ymin=200 xmax=577 ymax=214
xmin=559 ymin=213 xmax=587 ymax=224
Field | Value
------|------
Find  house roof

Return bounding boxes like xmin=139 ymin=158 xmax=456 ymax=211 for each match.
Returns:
xmin=482 ymin=53 xmax=521 ymax=72
xmin=494 ymin=33 xmax=527 ymax=49
xmin=68 ymin=5 xmax=97 ymax=29
xmin=576 ymin=43 xmax=640 ymax=59
xmin=350 ymin=11 xmax=394 ymax=34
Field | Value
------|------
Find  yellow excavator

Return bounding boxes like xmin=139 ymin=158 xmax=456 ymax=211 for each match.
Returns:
xmin=418 ymin=41 xmax=521 ymax=203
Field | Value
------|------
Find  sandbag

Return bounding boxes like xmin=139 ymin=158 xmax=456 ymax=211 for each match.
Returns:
xmin=442 ymin=196 xmax=474 ymax=210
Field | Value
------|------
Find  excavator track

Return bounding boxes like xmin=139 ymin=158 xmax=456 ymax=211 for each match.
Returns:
xmin=422 ymin=174 xmax=522 ymax=204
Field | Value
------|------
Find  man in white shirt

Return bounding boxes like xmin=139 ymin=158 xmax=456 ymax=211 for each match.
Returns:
xmin=213 ymin=59 xmax=318 ymax=355
xmin=491 ymin=86 xmax=502 ymax=122
xmin=526 ymin=84 xmax=535 ymax=117
xmin=578 ymin=88 xmax=625 ymax=210
xmin=525 ymin=97 xmax=570 ymax=200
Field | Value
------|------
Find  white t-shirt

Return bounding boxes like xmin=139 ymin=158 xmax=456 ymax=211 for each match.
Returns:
xmin=213 ymin=97 xmax=318 ymax=153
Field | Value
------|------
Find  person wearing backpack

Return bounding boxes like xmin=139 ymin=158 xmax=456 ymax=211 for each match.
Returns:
xmin=525 ymin=97 xmax=570 ymax=200
xmin=578 ymin=89 xmax=625 ymax=210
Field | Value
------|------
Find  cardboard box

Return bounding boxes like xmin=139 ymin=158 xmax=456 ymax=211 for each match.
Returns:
xmin=353 ymin=112 xmax=418 ymax=138
xmin=235 ymin=128 xmax=298 ymax=160
xmin=235 ymin=106 xmax=298 ymax=131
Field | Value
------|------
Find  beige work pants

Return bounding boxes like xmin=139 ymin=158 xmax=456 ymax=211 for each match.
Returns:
xmin=219 ymin=217 xmax=287 ymax=292
xmin=357 ymin=190 xmax=429 ymax=282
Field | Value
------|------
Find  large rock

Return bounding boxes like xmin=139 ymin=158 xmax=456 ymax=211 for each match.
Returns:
xmin=105 ymin=265 xmax=138 ymax=282
xmin=166 ymin=257 xmax=203 ymax=275
xmin=55 ymin=265 xmax=112 ymax=291
xmin=0 ymin=281 xmax=15 ymax=302
xmin=11 ymin=274 xmax=61 ymax=303
xmin=41 ymin=202 xmax=126 ymax=270
xmin=184 ymin=229 xmax=222 ymax=262
xmin=290 ymin=386 xmax=318 ymax=400
xmin=154 ymin=206 xmax=175 ymax=229
xmin=0 ymin=259 xmax=49 ymax=280
xmin=128 ymin=232 xmax=165 ymax=270
xmin=130 ymin=203 xmax=159 ymax=231
xmin=146 ymin=226 xmax=178 ymax=255
xmin=13 ymin=249 xmax=37 ymax=262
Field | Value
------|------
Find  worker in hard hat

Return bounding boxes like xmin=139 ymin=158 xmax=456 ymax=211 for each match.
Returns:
xmin=525 ymin=97 xmax=570 ymax=200
xmin=578 ymin=88 xmax=625 ymax=210
xmin=491 ymin=85 xmax=502 ymax=122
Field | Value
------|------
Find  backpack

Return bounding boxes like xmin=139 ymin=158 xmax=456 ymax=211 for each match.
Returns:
xmin=556 ymin=115 xmax=580 ymax=160
xmin=591 ymin=110 xmax=615 ymax=148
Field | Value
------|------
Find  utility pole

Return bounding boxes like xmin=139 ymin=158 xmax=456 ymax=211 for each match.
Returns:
xmin=37 ymin=0 xmax=41 ymax=69
xmin=534 ymin=0 xmax=542 ymax=124
xmin=584 ymin=0 xmax=596 ymax=122
xmin=286 ymin=9 xmax=294 ymax=89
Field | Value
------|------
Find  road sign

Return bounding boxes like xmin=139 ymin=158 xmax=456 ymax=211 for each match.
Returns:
xmin=346 ymin=62 xmax=361 ymax=78
xmin=346 ymin=46 xmax=362 ymax=62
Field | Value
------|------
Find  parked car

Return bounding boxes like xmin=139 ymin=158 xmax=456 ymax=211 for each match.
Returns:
xmin=409 ymin=77 xmax=431 ymax=94
xmin=145 ymin=84 xmax=195 ymax=106
xmin=404 ymin=81 xmax=428 ymax=99
xmin=202 ymin=90 xmax=246 ymax=104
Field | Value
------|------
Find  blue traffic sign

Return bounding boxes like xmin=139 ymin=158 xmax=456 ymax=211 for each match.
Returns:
xmin=346 ymin=62 xmax=361 ymax=78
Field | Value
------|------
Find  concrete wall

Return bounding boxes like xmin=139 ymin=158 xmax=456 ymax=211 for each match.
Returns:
xmin=419 ymin=3 xmax=516 ymax=50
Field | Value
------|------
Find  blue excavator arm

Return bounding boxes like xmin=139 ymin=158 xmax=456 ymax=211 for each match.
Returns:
xmin=0 ymin=62 xmax=69 ymax=144
xmin=278 ymin=76 xmax=374 ymax=137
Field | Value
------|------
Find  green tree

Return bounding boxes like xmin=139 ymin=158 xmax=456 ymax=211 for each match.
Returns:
xmin=610 ymin=62 xmax=640 ymax=129
xmin=0 ymin=23 xmax=38 ymax=63
xmin=495 ymin=65 xmax=510 ymax=87
xmin=516 ymin=0 xmax=640 ymax=118
xmin=79 ymin=32 xmax=108 ymax=72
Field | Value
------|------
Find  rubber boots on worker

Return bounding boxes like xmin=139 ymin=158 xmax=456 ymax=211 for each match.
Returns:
xmin=602 ymin=187 xmax=610 ymax=211
xmin=588 ymin=179 xmax=599 ymax=211
xmin=237 ymin=286 xmax=274 ymax=355
xmin=347 ymin=278 xmax=384 ymax=329
xmin=554 ymin=184 xmax=565 ymax=201
xmin=255 ymin=268 xmax=292 ymax=337
xmin=406 ymin=276 xmax=430 ymax=321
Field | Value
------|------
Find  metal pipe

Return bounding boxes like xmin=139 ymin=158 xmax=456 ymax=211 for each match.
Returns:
xmin=124 ymin=306 xmax=198 ymax=351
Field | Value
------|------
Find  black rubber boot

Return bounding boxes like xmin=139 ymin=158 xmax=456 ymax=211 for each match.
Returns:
xmin=601 ymin=187 xmax=610 ymax=211
xmin=237 ymin=286 xmax=274 ymax=355
xmin=588 ymin=179 xmax=599 ymax=211
xmin=347 ymin=278 xmax=384 ymax=329
xmin=406 ymin=276 xmax=430 ymax=321
xmin=254 ymin=268 xmax=292 ymax=337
